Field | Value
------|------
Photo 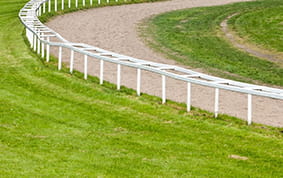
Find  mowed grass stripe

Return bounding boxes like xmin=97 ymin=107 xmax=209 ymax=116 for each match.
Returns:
xmin=0 ymin=0 xmax=283 ymax=176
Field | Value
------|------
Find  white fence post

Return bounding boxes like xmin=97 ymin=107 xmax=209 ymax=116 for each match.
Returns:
xmin=37 ymin=34 xmax=41 ymax=54
xmin=162 ymin=75 xmax=166 ymax=104
xmin=137 ymin=68 xmax=141 ymax=96
xmin=248 ymin=94 xmax=252 ymax=125
xmin=30 ymin=30 xmax=34 ymax=48
xmin=58 ymin=46 xmax=62 ymax=70
xmin=70 ymin=49 xmax=74 ymax=73
xmin=187 ymin=82 xmax=191 ymax=112
xmin=43 ymin=2 xmax=46 ymax=13
xmin=90 ymin=0 xmax=93 ymax=6
xmin=84 ymin=54 xmax=88 ymax=80
xmin=46 ymin=36 xmax=50 ymax=62
xmin=98 ymin=0 xmax=101 ymax=4
xmin=68 ymin=0 xmax=71 ymax=8
xmin=55 ymin=0 xmax=57 ymax=11
xmin=26 ymin=29 xmax=30 ymax=46
xmin=214 ymin=88 xmax=219 ymax=118
xmin=27 ymin=29 xmax=33 ymax=48
xmin=100 ymin=60 xmax=104 ymax=84
xmin=41 ymin=36 xmax=45 ymax=58
xmin=39 ymin=5 xmax=42 ymax=16
xmin=107 ymin=0 xmax=109 ymax=3
xmin=76 ymin=0 xmax=78 ymax=7
xmin=83 ymin=0 xmax=85 ymax=6
xmin=33 ymin=33 xmax=37 ymax=51
xmin=48 ymin=0 xmax=51 ymax=12
xmin=117 ymin=64 xmax=121 ymax=90
xmin=62 ymin=0 xmax=64 ymax=10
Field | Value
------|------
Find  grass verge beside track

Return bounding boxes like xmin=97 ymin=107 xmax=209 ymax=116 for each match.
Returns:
xmin=0 ymin=0 xmax=283 ymax=176
xmin=142 ymin=0 xmax=283 ymax=86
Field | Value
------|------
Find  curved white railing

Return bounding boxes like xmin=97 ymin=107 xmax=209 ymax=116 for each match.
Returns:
xmin=19 ymin=0 xmax=283 ymax=125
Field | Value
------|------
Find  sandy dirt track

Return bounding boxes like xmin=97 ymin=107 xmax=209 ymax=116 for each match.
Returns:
xmin=46 ymin=0 xmax=283 ymax=127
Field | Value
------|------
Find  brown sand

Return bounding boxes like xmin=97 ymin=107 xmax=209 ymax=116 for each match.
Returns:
xmin=46 ymin=0 xmax=283 ymax=127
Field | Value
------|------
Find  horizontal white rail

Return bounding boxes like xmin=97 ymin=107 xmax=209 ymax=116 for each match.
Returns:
xmin=19 ymin=0 xmax=283 ymax=125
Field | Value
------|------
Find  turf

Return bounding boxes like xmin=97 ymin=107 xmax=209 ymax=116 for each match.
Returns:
xmin=142 ymin=0 xmax=283 ymax=86
xmin=0 ymin=0 xmax=283 ymax=176
xmin=229 ymin=4 xmax=283 ymax=52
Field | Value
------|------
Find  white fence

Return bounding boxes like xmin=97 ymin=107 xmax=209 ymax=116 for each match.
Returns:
xmin=19 ymin=0 xmax=283 ymax=125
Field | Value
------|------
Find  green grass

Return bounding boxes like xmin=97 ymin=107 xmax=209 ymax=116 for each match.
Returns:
xmin=229 ymin=4 xmax=283 ymax=52
xmin=142 ymin=0 xmax=283 ymax=86
xmin=0 ymin=0 xmax=283 ymax=176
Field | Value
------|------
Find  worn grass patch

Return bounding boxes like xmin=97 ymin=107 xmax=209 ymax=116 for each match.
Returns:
xmin=229 ymin=4 xmax=283 ymax=53
xmin=141 ymin=0 xmax=283 ymax=86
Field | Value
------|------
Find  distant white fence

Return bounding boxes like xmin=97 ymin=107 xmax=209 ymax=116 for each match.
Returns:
xmin=19 ymin=0 xmax=283 ymax=125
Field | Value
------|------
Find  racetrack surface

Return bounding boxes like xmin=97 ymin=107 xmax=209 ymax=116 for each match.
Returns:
xmin=46 ymin=0 xmax=283 ymax=127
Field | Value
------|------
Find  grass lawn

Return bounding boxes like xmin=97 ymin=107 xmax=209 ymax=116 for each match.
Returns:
xmin=142 ymin=0 xmax=283 ymax=86
xmin=0 ymin=0 xmax=283 ymax=176
xmin=229 ymin=3 xmax=283 ymax=52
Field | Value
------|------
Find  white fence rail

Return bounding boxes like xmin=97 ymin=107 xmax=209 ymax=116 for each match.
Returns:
xmin=19 ymin=0 xmax=283 ymax=125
